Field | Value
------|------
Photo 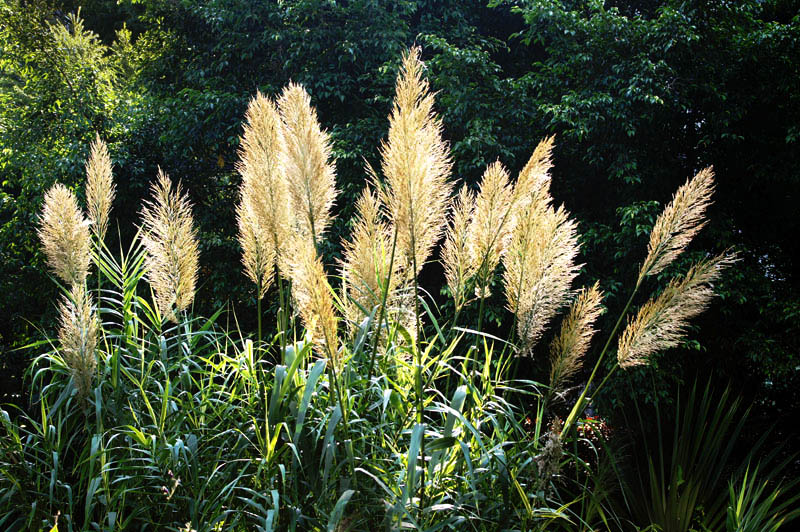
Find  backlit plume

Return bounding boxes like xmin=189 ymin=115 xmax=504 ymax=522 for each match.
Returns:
xmin=291 ymin=242 xmax=339 ymax=364
xmin=236 ymin=92 xmax=288 ymax=293
xmin=638 ymin=167 xmax=715 ymax=284
xmin=140 ymin=170 xmax=200 ymax=321
xmin=618 ymin=251 xmax=738 ymax=368
xmin=441 ymin=185 xmax=476 ymax=313
xmin=468 ymin=161 xmax=514 ymax=297
xmin=549 ymin=283 xmax=604 ymax=391
xmin=85 ymin=134 xmax=115 ymax=242
xmin=38 ymin=183 xmax=92 ymax=285
xmin=380 ymin=46 xmax=453 ymax=277
xmin=57 ymin=284 xmax=97 ymax=398
xmin=277 ymin=83 xmax=337 ymax=250
xmin=340 ymin=186 xmax=402 ymax=329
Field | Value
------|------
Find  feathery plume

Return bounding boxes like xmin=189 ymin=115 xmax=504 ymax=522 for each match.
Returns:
xmin=549 ymin=283 xmax=604 ymax=391
xmin=468 ymin=161 xmax=514 ymax=296
xmin=57 ymin=284 xmax=97 ymax=398
xmin=85 ymin=134 xmax=115 ymax=242
xmin=618 ymin=251 xmax=738 ymax=368
xmin=380 ymin=46 xmax=453 ymax=276
xmin=513 ymin=136 xmax=555 ymax=210
xmin=236 ymin=92 xmax=288 ymax=289
xmin=504 ymin=201 xmax=581 ymax=355
xmin=38 ymin=183 xmax=92 ymax=285
xmin=340 ymin=186 xmax=401 ymax=328
xmin=140 ymin=169 xmax=200 ymax=321
xmin=638 ymin=167 xmax=715 ymax=283
xmin=237 ymin=198 xmax=275 ymax=298
xmin=441 ymin=185 xmax=476 ymax=313
xmin=291 ymin=242 xmax=339 ymax=364
xmin=277 ymin=83 xmax=337 ymax=250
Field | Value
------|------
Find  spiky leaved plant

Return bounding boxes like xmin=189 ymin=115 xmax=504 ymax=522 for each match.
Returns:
xmin=38 ymin=183 xmax=92 ymax=286
xmin=139 ymin=169 xmax=199 ymax=322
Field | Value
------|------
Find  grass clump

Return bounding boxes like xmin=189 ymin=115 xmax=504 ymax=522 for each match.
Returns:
xmin=2 ymin=47 xmax=793 ymax=532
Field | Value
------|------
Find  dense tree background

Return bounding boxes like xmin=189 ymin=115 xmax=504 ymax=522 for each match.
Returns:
xmin=1 ymin=0 xmax=798 ymax=443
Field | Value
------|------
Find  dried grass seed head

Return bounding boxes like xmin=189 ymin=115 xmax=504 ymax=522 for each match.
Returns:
xmin=236 ymin=92 xmax=288 ymax=289
xmin=618 ymin=251 xmax=738 ymax=368
xmin=277 ymin=83 xmax=337 ymax=249
xmin=340 ymin=185 xmax=401 ymax=328
xmin=639 ymin=167 xmax=715 ymax=283
xmin=140 ymin=169 xmax=200 ymax=321
xmin=290 ymin=241 xmax=339 ymax=363
xmin=85 ymin=134 xmax=115 ymax=242
xmin=442 ymin=184 xmax=476 ymax=313
xmin=38 ymin=183 xmax=92 ymax=285
xmin=549 ymin=282 xmax=604 ymax=391
xmin=504 ymin=202 xmax=581 ymax=355
xmin=380 ymin=46 xmax=453 ymax=276
xmin=57 ymin=283 xmax=97 ymax=398
xmin=468 ymin=161 xmax=514 ymax=295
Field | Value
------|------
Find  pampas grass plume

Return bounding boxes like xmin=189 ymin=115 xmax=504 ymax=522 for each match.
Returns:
xmin=38 ymin=183 xmax=92 ymax=285
xmin=549 ymin=283 xmax=604 ymax=391
xmin=639 ymin=167 xmax=715 ymax=283
xmin=468 ymin=161 xmax=514 ymax=296
xmin=277 ymin=83 xmax=337 ymax=250
xmin=291 ymin=242 xmax=339 ymax=363
xmin=618 ymin=251 xmax=738 ymax=368
xmin=236 ymin=91 xmax=288 ymax=292
xmin=85 ymin=134 xmax=115 ymax=242
xmin=380 ymin=46 xmax=453 ymax=276
xmin=57 ymin=283 xmax=97 ymax=398
xmin=441 ymin=185 xmax=476 ymax=313
xmin=140 ymin=169 xmax=200 ymax=321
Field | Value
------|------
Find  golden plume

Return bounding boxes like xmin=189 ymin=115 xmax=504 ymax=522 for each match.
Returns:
xmin=236 ymin=92 xmax=288 ymax=290
xmin=380 ymin=46 xmax=453 ymax=277
xmin=140 ymin=169 xmax=200 ymax=321
xmin=38 ymin=183 xmax=92 ymax=285
xmin=277 ymin=83 xmax=337 ymax=250
xmin=441 ymin=185 xmax=476 ymax=313
xmin=57 ymin=283 xmax=97 ymax=398
xmin=549 ymin=283 xmax=604 ymax=391
xmin=236 ymin=198 xmax=275 ymax=299
xmin=85 ymin=134 xmax=115 ymax=242
xmin=340 ymin=185 xmax=402 ymax=328
xmin=618 ymin=251 xmax=738 ymax=368
xmin=467 ymin=161 xmax=514 ymax=297
xmin=638 ymin=167 xmax=715 ymax=284
xmin=503 ymin=201 xmax=581 ymax=355
xmin=291 ymin=241 xmax=339 ymax=363
xmin=512 ymin=136 xmax=555 ymax=211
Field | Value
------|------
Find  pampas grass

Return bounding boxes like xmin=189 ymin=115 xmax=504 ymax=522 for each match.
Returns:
xmin=442 ymin=185 xmax=477 ymax=314
xmin=236 ymin=92 xmax=288 ymax=296
xmin=638 ymin=167 xmax=715 ymax=283
xmin=140 ymin=169 xmax=199 ymax=321
xmin=85 ymin=134 xmax=115 ymax=243
xmin=340 ymin=186 xmax=402 ymax=330
xmin=278 ymin=83 xmax=337 ymax=252
xmin=618 ymin=251 xmax=738 ymax=368
xmin=380 ymin=46 xmax=453 ymax=278
xmin=57 ymin=283 xmax=97 ymax=398
xmin=38 ymin=183 xmax=92 ymax=286
xmin=549 ymin=283 xmax=604 ymax=392
xmin=467 ymin=161 xmax=514 ymax=298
